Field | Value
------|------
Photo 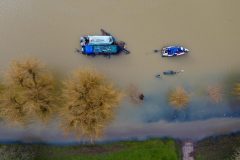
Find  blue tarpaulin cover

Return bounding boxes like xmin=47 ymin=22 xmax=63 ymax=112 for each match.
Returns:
xmin=85 ymin=45 xmax=94 ymax=54
xmin=83 ymin=45 xmax=118 ymax=54
xmin=167 ymin=46 xmax=182 ymax=55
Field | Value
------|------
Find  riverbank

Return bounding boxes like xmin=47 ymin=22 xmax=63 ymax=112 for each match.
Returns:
xmin=0 ymin=139 xmax=181 ymax=160
xmin=1 ymin=133 xmax=240 ymax=160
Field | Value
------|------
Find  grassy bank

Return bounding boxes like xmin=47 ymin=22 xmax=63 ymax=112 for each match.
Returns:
xmin=0 ymin=139 xmax=181 ymax=160
xmin=195 ymin=133 xmax=240 ymax=160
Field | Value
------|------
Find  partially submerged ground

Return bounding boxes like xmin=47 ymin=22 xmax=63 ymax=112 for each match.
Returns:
xmin=195 ymin=133 xmax=240 ymax=160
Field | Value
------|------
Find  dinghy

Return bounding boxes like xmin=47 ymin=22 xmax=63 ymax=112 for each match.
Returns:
xmin=162 ymin=46 xmax=189 ymax=57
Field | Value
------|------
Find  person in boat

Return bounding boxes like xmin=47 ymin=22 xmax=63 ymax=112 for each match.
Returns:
xmin=163 ymin=70 xmax=184 ymax=75
xmin=163 ymin=70 xmax=177 ymax=75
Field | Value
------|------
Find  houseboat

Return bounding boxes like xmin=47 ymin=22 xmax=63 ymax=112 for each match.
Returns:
xmin=78 ymin=29 xmax=130 ymax=56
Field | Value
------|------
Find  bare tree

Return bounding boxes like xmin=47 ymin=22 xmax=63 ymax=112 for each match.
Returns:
xmin=0 ymin=87 xmax=28 ymax=124
xmin=207 ymin=85 xmax=223 ymax=103
xmin=126 ymin=84 xmax=144 ymax=104
xmin=61 ymin=69 xmax=122 ymax=142
xmin=233 ymin=83 xmax=240 ymax=99
xmin=168 ymin=87 xmax=189 ymax=109
xmin=0 ymin=58 xmax=57 ymax=124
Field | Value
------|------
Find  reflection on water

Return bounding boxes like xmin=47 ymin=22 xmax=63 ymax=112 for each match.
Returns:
xmin=0 ymin=0 xmax=240 ymax=141
xmin=115 ymin=89 xmax=240 ymax=125
xmin=1 ymin=118 xmax=240 ymax=142
xmin=107 ymin=118 xmax=240 ymax=141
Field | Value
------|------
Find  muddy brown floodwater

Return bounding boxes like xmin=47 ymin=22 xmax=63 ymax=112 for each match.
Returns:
xmin=0 ymin=0 xmax=240 ymax=142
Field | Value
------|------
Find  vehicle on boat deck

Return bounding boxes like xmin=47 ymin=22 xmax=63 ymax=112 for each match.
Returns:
xmin=162 ymin=46 xmax=189 ymax=57
xmin=80 ymin=36 xmax=114 ymax=46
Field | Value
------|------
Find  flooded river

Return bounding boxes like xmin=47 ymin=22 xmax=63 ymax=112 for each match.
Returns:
xmin=0 ymin=0 xmax=240 ymax=142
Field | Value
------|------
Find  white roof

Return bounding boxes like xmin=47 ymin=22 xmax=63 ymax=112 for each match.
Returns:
xmin=88 ymin=36 xmax=114 ymax=45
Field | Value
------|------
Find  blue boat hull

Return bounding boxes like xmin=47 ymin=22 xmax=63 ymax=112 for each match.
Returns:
xmin=82 ymin=45 xmax=119 ymax=55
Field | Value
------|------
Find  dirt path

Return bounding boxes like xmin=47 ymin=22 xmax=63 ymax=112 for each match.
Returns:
xmin=182 ymin=141 xmax=194 ymax=160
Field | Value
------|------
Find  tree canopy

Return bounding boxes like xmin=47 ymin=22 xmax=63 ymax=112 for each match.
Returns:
xmin=234 ymin=83 xmax=240 ymax=99
xmin=0 ymin=58 xmax=57 ymax=124
xmin=61 ymin=69 xmax=122 ymax=141
xmin=168 ymin=87 xmax=189 ymax=109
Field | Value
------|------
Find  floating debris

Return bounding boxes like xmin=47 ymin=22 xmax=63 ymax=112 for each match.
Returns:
xmin=139 ymin=94 xmax=144 ymax=100
xmin=127 ymin=84 xmax=144 ymax=104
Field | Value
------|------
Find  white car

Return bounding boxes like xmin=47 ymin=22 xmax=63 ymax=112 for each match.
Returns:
xmin=80 ymin=36 xmax=114 ymax=46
